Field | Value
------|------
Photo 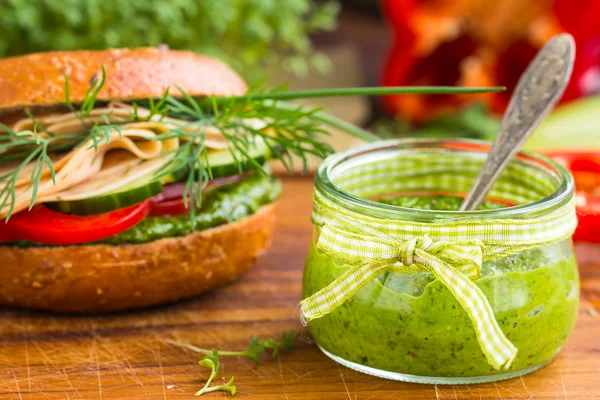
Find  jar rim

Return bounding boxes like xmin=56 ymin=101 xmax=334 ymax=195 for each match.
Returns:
xmin=315 ymin=138 xmax=574 ymax=222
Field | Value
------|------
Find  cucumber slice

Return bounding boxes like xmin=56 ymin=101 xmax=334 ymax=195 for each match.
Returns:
xmin=207 ymin=139 xmax=275 ymax=179
xmin=46 ymin=180 xmax=162 ymax=215
xmin=159 ymin=139 xmax=275 ymax=184
xmin=207 ymin=149 xmax=267 ymax=178
xmin=158 ymin=163 xmax=189 ymax=184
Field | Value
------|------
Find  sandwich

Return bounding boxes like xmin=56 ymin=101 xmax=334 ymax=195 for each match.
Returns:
xmin=0 ymin=48 xmax=289 ymax=312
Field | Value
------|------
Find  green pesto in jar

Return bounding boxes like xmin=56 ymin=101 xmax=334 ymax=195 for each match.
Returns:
xmin=378 ymin=195 xmax=506 ymax=211
xmin=303 ymin=195 xmax=579 ymax=377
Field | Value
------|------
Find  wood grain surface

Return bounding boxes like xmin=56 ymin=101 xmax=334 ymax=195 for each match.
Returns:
xmin=0 ymin=177 xmax=598 ymax=399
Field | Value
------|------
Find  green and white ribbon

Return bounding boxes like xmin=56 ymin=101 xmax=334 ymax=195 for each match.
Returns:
xmin=300 ymin=151 xmax=577 ymax=370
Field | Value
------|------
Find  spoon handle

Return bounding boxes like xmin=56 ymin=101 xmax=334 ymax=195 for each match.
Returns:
xmin=460 ymin=34 xmax=575 ymax=211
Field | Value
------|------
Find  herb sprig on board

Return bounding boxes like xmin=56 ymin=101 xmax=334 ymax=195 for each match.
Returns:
xmin=0 ymin=68 xmax=504 ymax=223
xmin=167 ymin=331 xmax=297 ymax=396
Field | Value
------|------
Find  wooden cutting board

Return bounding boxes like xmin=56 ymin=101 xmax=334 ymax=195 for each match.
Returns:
xmin=0 ymin=177 xmax=599 ymax=399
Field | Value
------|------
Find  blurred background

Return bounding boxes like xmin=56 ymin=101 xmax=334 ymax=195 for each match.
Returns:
xmin=1 ymin=0 xmax=598 ymax=238
xmin=1 ymin=0 xmax=597 ymax=149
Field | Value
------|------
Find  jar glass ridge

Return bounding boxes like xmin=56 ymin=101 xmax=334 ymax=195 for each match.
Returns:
xmin=303 ymin=139 xmax=578 ymax=384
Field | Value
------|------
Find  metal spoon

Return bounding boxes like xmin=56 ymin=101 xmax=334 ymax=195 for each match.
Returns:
xmin=460 ymin=34 xmax=576 ymax=211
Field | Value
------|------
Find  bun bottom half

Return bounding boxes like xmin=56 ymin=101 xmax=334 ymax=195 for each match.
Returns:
xmin=0 ymin=203 xmax=277 ymax=312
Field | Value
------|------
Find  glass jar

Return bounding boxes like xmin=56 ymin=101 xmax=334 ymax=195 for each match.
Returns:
xmin=302 ymin=139 xmax=578 ymax=384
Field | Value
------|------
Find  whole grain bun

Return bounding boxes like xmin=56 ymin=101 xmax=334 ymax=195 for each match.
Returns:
xmin=0 ymin=47 xmax=247 ymax=112
xmin=0 ymin=203 xmax=276 ymax=312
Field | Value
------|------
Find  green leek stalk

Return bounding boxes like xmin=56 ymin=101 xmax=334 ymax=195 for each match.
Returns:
xmin=525 ymin=96 xmax=600 ymax=151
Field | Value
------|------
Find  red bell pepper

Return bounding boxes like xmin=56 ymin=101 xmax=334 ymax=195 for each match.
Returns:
xmin=549 ymin=151 xmax=600 ymax=243
xmin=150 ymin=175 xmax=244 ymax=217
xmin=0 ymin=201 xmax=151 ymax=245
xmin=381 ymin=0 xmax=600 ymax=121
xmin=150 ymin=183 xmax=192 ymax=217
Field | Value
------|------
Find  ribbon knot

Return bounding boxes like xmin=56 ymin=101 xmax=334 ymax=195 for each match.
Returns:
xmin=397 ymin=236 xmax=430 ymax=266
xmin=393 ymin=235 xmax=483 ymax=280
xmin=315 ymin=211 xmax=484 ymax=281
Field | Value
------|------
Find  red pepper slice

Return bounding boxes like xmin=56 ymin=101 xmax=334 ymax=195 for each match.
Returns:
xmin=0 ymin=200 xmax=151 ymax=245
xmin=150 ymin=175 xmax=244 ymax=217
xmin=150 ymin=183 xmax=190 ymax=217
xmin=548 ymin=151 xmax=600 ymax=243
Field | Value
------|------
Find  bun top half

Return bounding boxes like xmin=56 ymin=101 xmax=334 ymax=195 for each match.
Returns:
xmin=0 ymin=47 xmax=247 ymax=112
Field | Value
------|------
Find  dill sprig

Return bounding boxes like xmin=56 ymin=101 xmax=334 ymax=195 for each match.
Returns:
xmin=0 ymin=67 xmax=504 ymax=222
xmin=152 ymin=89 xmax=337 ymax=227
xmin=57 ymin=65 xmax=127 ymax=151
xmin=0 ymin=127 xmax=79 ymax=219
xmin=167 ymin=331 xmax=297 ymax=397
xmin=0 ymin=67 xmax=130 ymax=219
